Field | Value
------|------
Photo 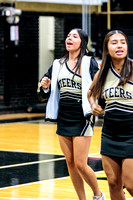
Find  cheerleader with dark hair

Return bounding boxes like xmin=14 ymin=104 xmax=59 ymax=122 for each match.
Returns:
xmin=38 ymin=28 xmax=105 ymax=200
xmin=88 ymin=30 xmax=133 ymax=200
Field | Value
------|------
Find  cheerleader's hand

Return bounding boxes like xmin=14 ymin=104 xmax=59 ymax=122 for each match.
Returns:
xmin=41 ymin=77 xmax=51 ymax=89
xmin=91 ymin=103 xmax=104 ymax=116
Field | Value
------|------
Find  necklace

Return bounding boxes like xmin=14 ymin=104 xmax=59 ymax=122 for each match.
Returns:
xmin=111 ymin=63 xmax=122 ymax=72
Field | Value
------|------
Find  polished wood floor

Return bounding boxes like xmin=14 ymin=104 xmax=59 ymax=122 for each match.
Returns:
xmin=0 ymin=113 xmax=132 ymax=200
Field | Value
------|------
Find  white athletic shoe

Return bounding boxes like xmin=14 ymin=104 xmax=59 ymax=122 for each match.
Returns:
xmin=93 ymin=192 xmax=106 ymax=200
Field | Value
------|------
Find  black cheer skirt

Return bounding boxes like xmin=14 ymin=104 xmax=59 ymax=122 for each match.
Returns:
xmin=101 ymin=110 xmax=133 ymax=158
xmin=56 ymin=99 xmax=93 ymax=137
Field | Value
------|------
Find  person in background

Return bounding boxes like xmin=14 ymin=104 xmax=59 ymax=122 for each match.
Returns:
xmin=88 ymin=30 xmax=133 ymax=200
xmin=37 ymin=28 xmax=105 ymax=200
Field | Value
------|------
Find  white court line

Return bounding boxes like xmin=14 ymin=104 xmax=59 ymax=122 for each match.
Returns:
xmin=0 ymin=171 xmax=105 ymax=191
xmin=0 ymin=157 xmax=65 ymax=169
xmin=2 ymin=173 xmax=133 ymax=199
xmin=0 ymin=152 xmax=102 ymax=190
xmin=0 ymin=176 xmax=71 ymax=190
xmin=0 ymin=152 xmax=101 ymax=170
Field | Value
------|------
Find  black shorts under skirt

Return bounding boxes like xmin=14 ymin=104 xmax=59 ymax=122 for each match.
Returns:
xmin=101 ymin=110 xmax=133 ymax=158
xmin=56 ymin=99 xmax=93 ymax=137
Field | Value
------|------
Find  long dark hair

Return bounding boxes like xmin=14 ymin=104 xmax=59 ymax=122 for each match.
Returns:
xmin=59 ymin=28 xmax=89 ymax=76
xmin=92 ymin=30 xmax=133 ymax=98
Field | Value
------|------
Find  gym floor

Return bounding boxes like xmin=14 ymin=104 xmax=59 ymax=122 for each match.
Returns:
xmin=0 ymin=113 xmax=132 ymax=200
